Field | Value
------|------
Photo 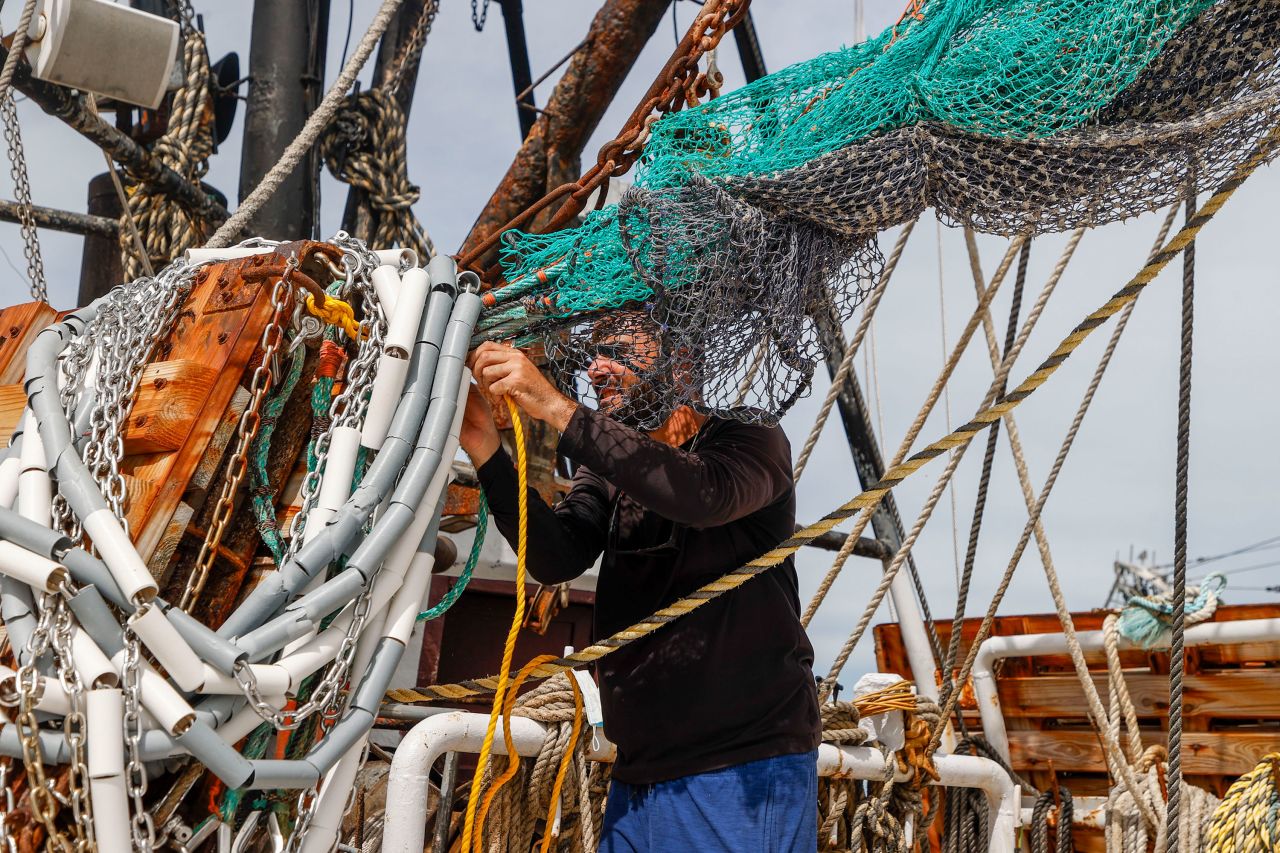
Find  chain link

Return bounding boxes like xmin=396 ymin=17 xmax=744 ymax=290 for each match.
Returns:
xmin=1 ymin=94 xmax=46 ymax=302
xmin=49 ymin=598 xmax=94 ymax=853
xmin=388 ymin=0 xmax=440 ymax=95
xmin=179 ymin=258 xmax=297 ymax=611
xmin=470 ymin=0 xmax=491 ymax=32
xmin=121 ymin=625 xmax=158 ymax=852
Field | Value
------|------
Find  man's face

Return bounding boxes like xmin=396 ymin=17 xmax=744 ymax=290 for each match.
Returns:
xmin=585 ymin=330 xmax=660 ymax=416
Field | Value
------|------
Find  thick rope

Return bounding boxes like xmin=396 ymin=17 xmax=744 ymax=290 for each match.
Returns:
xmin=387 ymin=121 xmax=1279 ymax=706
xmin=793 ymin=219 xmax=917 ymax=480
xmin=1206 ymin=753 xmax=1280 ymax=851
xmin=205 ymin=0 xmax=406 ymax=247
xmin=1166 ymin=179 xmax=1198 ymax=852
xmin=460 ymin=399 xmax=529 ymax=852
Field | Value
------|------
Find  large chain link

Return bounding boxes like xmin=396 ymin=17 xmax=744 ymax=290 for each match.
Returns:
xmin=49 ymin=595 xmax=94 ymax=853
xmin=179 ymin=259 xmax=297 ymax=611
xmin=0 ymin=94 xmax=46 ymax=302
xmin=121 ymin=626 xmax=157 ymax=852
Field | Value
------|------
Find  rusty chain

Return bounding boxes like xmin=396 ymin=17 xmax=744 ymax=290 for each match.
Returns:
xmin=178 ymin=257 xmax=297 ymax=611
xmin=457 ymin=0 xmax=750 ymax=274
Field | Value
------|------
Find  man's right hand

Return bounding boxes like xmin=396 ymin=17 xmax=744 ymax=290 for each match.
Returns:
xmin=460 ymin=383 xmax=502 ymax=467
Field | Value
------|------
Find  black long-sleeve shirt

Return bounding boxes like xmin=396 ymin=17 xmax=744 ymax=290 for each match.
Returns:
xmin=476 ymin=405 xmax=821 ymax=784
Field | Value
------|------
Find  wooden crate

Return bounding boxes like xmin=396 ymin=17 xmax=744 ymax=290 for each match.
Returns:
xmin=875 ymin=604 xmax=1280 ymax=849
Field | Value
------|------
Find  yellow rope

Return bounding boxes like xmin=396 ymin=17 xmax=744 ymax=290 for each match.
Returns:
xmin=460 ymin=398 xmax=529 ymax=852
xmin=384 ymin=121 xmax=1280 ymax=708
xmin=304 ymin=292 xmax=364 ymax=340
xmin=1207 ymin=753 xmax=1280 ymax=852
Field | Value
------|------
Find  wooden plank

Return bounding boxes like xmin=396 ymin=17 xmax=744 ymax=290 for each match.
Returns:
xmin=124 ymin=264 xmax=276 ymax=561
xmin=1008 ymin=730 xmax=1278 ymax=776
xmin=997 ymin=670 xmax=1280 ymax=719
xmin=0 ymin=302 xmax=56 ymax=384
xmin=121 ymin=360 xmax=217 ymax=454
xmin=0 ymin=383 xmax=23 ymax=446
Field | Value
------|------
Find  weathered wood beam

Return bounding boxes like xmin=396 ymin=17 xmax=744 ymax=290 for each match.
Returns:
xmin=0 ymin=44 xmax=230 ymax=224
xmin=460 ymin=0 xmax=672 ymax=263
xmin=0 ymin=198 xmax=117 ymax=238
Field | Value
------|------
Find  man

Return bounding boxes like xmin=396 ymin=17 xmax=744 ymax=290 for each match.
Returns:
xmin=461 ymin=322 xmax=821 ymax=852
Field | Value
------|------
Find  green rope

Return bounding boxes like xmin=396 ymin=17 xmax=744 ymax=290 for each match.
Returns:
xmin=249 ymin=344 xmax=306 ymax=566
xmin=418 ymin=490 xmax=487 ymax=621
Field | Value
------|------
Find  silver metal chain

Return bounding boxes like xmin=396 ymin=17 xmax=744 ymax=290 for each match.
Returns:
xmin=50 ymin=595 xmax=94 ymax=853
xmin=1 ymin=94 xmax=46 ymax=302
xmin=79 ymin=264 xmax=199 ymax=532
xmin=121 ymin=626 xmax=158 ymax=852
xmin=0 ymin=759 xmax=18 ymax=853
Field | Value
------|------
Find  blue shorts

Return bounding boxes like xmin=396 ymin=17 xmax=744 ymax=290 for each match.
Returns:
xmin=600 ymin=750 xmax=818 ymax=853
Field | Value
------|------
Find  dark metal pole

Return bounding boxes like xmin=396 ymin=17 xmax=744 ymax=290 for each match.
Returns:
xmin=498 ymin=0 xmax=537 ymax=140
xmin=78 ymin=174 xmax=125 ymax=305
xmin=732 ymin=11 xmax=767 ymax=82
xmin=0 ymin=198 xmax=119 ymax=239
xmin=238 ymin=0 xmax=330 ymax=240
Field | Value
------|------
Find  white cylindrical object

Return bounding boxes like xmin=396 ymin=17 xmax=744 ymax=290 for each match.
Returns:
xmin=18 ymin=418 xmax=51 ymax=527
xmin=72 ymin=627 xmax=118 ymax=688
xmin=128 ymin=604 xmax=204 ymax=692
xmin=299 ymin=741 xmax=365 ymax=853
xmin=110 ymin=653 xmax=193 ymax=735
xmin=316 ymin=426 xmax=361 ymax=512
xmin=197 ymin=662 xmax=290 ymax=697
xmin=0 ymin=541 xmax=67 ymax=592
xmin=32 ymin=675 xmax=71 ymax=716
xmin=183 ymin=246 xmax=273 ymax=264
xmin=82 ymin=508 xmax=157 ymax=603
xmin=216 ymin=694 xmax=287 ymax=745
xmin=359 ymin=354 xmax=410 ymax=451
xmin=384 ymin=267 xmax=430 ymax=358
xmin=383 ymin=553 xmax=435 ymax=646
xmin=371 ymin=264 xmax=401 ymax=316
xmin=300 ymin=507 xmax=334 ymax=545
xmin=373 ymin=248 xmax=418 ymax=269
xmin=86 ymin=688 xmax=125 ymax=777
xmin=277 ymin=615 xmax=353 ymax=691
xmin=89 ymin=775 xmax=131 ymax=853
xmin=0 ymin=456 xmax=20 ymax=510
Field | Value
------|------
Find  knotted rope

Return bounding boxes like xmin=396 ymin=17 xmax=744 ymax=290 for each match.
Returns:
xmin=1207 ymin=753 xmax=1280 ymax=852
xmin=1118 ymin=571 xmax=1226 ymax=649
xmin=320 ymin=87 xmax=435 ymax=259
xmin=119 ymin=31 xmax=215 ymax=279
xmin=1105 ymin=746 xmax=1219 ymax=853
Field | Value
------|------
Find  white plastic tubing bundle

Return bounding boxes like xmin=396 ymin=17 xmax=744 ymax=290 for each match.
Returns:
xmin=0 ymin=237 xmax=481 ymax=853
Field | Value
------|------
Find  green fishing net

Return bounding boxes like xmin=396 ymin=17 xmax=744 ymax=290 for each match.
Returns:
xmin=483 ymin=0 xmax=1280 ymax=428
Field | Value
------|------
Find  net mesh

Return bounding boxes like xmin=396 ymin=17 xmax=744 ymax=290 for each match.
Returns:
xmin=483 ymin=0 xmax=1280 ymax=430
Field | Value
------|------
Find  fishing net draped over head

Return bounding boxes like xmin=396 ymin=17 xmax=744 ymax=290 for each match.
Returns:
xmin=485 ymin=0 xmax=1280 ymax=430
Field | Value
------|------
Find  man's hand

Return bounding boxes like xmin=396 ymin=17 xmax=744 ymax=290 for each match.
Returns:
xmin=468 ymin=342 xmax=578 ymax=431
xmin=459 ymin=384 xmax=502 ymax=467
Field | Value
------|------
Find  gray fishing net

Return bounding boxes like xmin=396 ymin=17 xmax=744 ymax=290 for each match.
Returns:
xmin=533 ymin=0 xmax=1280 ymax=431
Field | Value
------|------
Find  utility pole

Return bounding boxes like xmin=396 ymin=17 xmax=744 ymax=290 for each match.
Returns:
xmin=238 ymin=0 xmax=331 ymax=240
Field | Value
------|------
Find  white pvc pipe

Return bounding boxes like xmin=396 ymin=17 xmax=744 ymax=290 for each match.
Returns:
xmin=87 ymin=689 xmax=129 ymax=853
xmin=972 ymin=617 xmax=1280 ymax=763
xmin=82 ymin=508 xmax=158 ymax=603
xmin=197 ymin=663 xmax=289 ymax=697
xmin=0 ymin=541 xmax=67 ymax=592
xmin=383 ymin=711 xmax=617 ymax=853
xmin=371 ymin=264 xmax=401 ymax=316
xmin=18 ymin=415 xmax=51 ymax=527
xmin=373 ymin=248 xmax=418 ymax=270
xmin=72 ymin=626 xmax=119 ymax=688
xmin=183 ymin=246 xmax=272 ymax=264
xmin=277 ymin=613 xmax=354 ymax=693
xmin=315 ymin=426 xmax=362 ymax=514
xmin=360 ymin=353 xmax=410 ymax=451
xmin=384 ymin=268 xmax=430 ymax=358
xmin=217 ymin=694 xmax=287 ymax=746
xmin=129 ymin=604 xmax=205 ymax=692
xmin=0 ymin=455 xmax=21 ymax=510
xmin=109 ymin=653 xmax=194 ymax=735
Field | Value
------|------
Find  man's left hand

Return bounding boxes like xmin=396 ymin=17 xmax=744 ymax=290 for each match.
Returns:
xmin=468 ymin=342 xmax=578 ymax=431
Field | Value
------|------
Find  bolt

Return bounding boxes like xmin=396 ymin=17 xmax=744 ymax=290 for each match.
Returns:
xmin=135 ymin=415 xmax=148 ymax=428
xmin=217 ymin=332 xmax=229 ymax=345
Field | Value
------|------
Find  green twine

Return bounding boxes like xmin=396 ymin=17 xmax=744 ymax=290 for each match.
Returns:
xmin=248 ymin=344 xmax=307 ymax=566
xmin=418 ymin=490 xmax=488 ymax=621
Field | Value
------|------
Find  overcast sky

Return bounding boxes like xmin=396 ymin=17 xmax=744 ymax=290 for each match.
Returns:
xmin=2 ymin=0 xmax=1276 ymax=684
